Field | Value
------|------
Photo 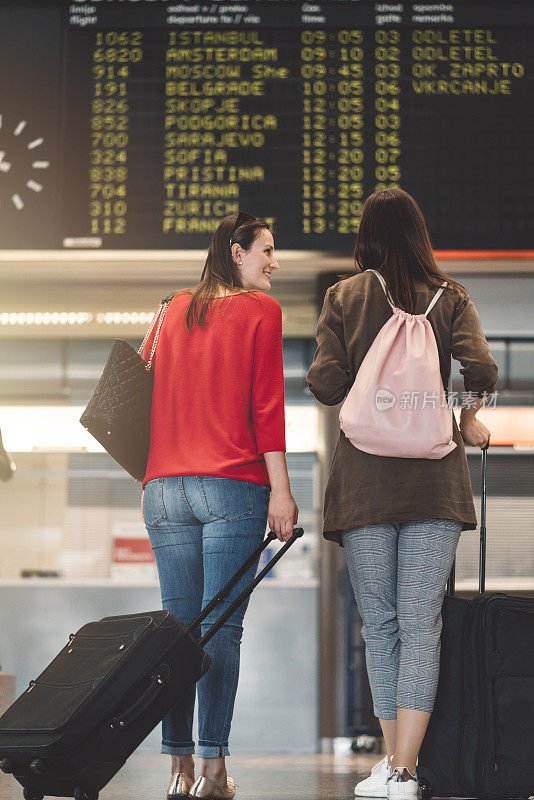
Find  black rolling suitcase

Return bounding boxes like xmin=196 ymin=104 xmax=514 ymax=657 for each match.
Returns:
xmin=418 ymin=445 xmax=534 ymax=799
xmin=0 ymin=528 xmax=304 ymax=800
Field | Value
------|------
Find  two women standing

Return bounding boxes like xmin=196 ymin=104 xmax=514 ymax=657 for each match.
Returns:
xmin=142 ymin=191 xmax=497 ymax=800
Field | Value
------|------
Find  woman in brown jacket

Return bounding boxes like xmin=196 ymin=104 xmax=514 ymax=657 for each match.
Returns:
xmin=307 ymin=188 xmax=498 ymax=800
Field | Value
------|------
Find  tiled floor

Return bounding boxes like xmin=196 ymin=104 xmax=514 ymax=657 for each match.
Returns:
xmin=0 ymin=752 xmax=378 ymax=800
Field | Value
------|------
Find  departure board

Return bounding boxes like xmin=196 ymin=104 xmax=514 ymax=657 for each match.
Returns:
xmin=0 ymin=0 xmax=532 ymax=251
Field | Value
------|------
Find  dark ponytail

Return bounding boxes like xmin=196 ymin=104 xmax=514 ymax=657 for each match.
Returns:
xmin=354 ymin=188 xmax=468 ymax=313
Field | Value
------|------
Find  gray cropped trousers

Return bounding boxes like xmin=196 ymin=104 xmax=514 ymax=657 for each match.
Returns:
xmin=342 ymin=518 xmax=462 ymax=720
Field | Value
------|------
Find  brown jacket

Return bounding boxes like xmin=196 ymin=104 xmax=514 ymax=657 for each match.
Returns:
xmin=307 ymin=270 xmax=498 ymax=545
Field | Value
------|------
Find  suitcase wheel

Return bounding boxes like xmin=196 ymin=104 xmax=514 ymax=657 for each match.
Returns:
xmin=23 ymin=789 xmax=44 ymax=800
xmin=74 ymin=788 xmax=99 ymax=800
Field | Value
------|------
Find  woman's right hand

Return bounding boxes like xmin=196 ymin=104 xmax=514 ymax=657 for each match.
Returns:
xmin=268 ymin=489 xmax=299 ymax=542
xmin=460 ymin=417 xmax=491 ymax=448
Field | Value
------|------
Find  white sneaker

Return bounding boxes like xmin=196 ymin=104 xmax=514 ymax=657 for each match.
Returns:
xmin=386 ymin=767 xmax=421 ymax=800
xmin=354 ymin=755 xmax=393 ymax=797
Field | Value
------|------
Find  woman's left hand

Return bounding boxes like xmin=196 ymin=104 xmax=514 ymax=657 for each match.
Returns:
xmin=268 ymin=489 xmax=299 ymax=542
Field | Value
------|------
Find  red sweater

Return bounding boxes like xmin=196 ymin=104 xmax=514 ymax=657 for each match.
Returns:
xmin=142 ymin=291 xmax=286 ymax=489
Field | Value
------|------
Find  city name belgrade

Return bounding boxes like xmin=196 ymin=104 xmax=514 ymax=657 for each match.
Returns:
xmin=165 ymin=80 xmax=266 ymax=97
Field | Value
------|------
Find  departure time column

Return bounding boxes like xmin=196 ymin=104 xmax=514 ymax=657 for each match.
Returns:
xmin=337 ymin=28 xmax=365 ymax=234
xmin=301 ymin=30 xmax=328 ymax=235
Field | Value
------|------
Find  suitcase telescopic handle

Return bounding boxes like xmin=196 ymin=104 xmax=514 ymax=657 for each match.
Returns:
xmin=479 ymin=438 xmax=488 ymax=593
xmin=198 ymin=527 xmax=305 ymax=647
xmin=446 ymin=439 xmax=489 ymax=597
xmin=187 ymin=530 xmax=278 ymax=634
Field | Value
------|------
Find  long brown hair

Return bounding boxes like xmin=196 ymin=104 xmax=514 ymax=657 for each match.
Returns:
xmin=354 ymin=188 xmax=467 ymax=313
xmin=178 ymin=213 xmax=271 ymax=331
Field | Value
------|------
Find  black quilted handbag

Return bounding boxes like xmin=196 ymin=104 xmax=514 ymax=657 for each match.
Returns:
xmin=80 ymin=297 xmax=171 ymax=481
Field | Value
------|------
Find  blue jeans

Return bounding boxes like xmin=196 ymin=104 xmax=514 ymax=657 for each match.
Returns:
xmin=342 ymin=519 xmax=462 ymax=719
xmin=143 ymin=475 xmax=269 ymax=758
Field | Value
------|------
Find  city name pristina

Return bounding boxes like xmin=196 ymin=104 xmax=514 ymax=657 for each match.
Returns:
xmin=163 ymin=166 xmax=264 ymax=183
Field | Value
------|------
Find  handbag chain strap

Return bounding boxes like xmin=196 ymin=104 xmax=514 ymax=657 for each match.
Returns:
xmin=137 ymin=300 xmax=170 ymax=371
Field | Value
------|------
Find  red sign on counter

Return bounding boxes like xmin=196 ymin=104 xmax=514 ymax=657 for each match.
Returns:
xmin=112 ymin=537 xmax=155 ymax=564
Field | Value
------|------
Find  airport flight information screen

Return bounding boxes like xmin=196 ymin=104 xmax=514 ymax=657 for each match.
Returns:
xmin=0 ymin=0 xmax=532 ymax=251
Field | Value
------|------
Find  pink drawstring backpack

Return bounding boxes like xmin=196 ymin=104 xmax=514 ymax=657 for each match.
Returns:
xmin=339 ymin=269 xmax=457 ymax=460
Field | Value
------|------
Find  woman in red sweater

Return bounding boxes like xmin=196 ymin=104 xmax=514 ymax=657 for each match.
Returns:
xmin=141 ymin=212 xmax=298 ymax=800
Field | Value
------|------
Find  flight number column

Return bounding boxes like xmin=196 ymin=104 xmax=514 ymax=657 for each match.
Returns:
xmin=88 ymin=31 xmax=144 ymax=236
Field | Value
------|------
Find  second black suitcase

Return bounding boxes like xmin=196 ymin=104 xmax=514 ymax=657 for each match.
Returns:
xmin=418 ymin=445 xmax=534 ymax=799
xmin=0 ymin=527 xmax=304 ymax=800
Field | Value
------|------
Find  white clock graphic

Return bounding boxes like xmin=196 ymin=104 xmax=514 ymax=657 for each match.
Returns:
xmin=0 ymin=113 xmax=50 ymax=211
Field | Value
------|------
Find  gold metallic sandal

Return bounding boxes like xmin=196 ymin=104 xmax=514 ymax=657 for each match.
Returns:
xmin=188 ymin=775 xmax=236 ymax=799
xmin=166 ymin=771 xmax=195 ymax=799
